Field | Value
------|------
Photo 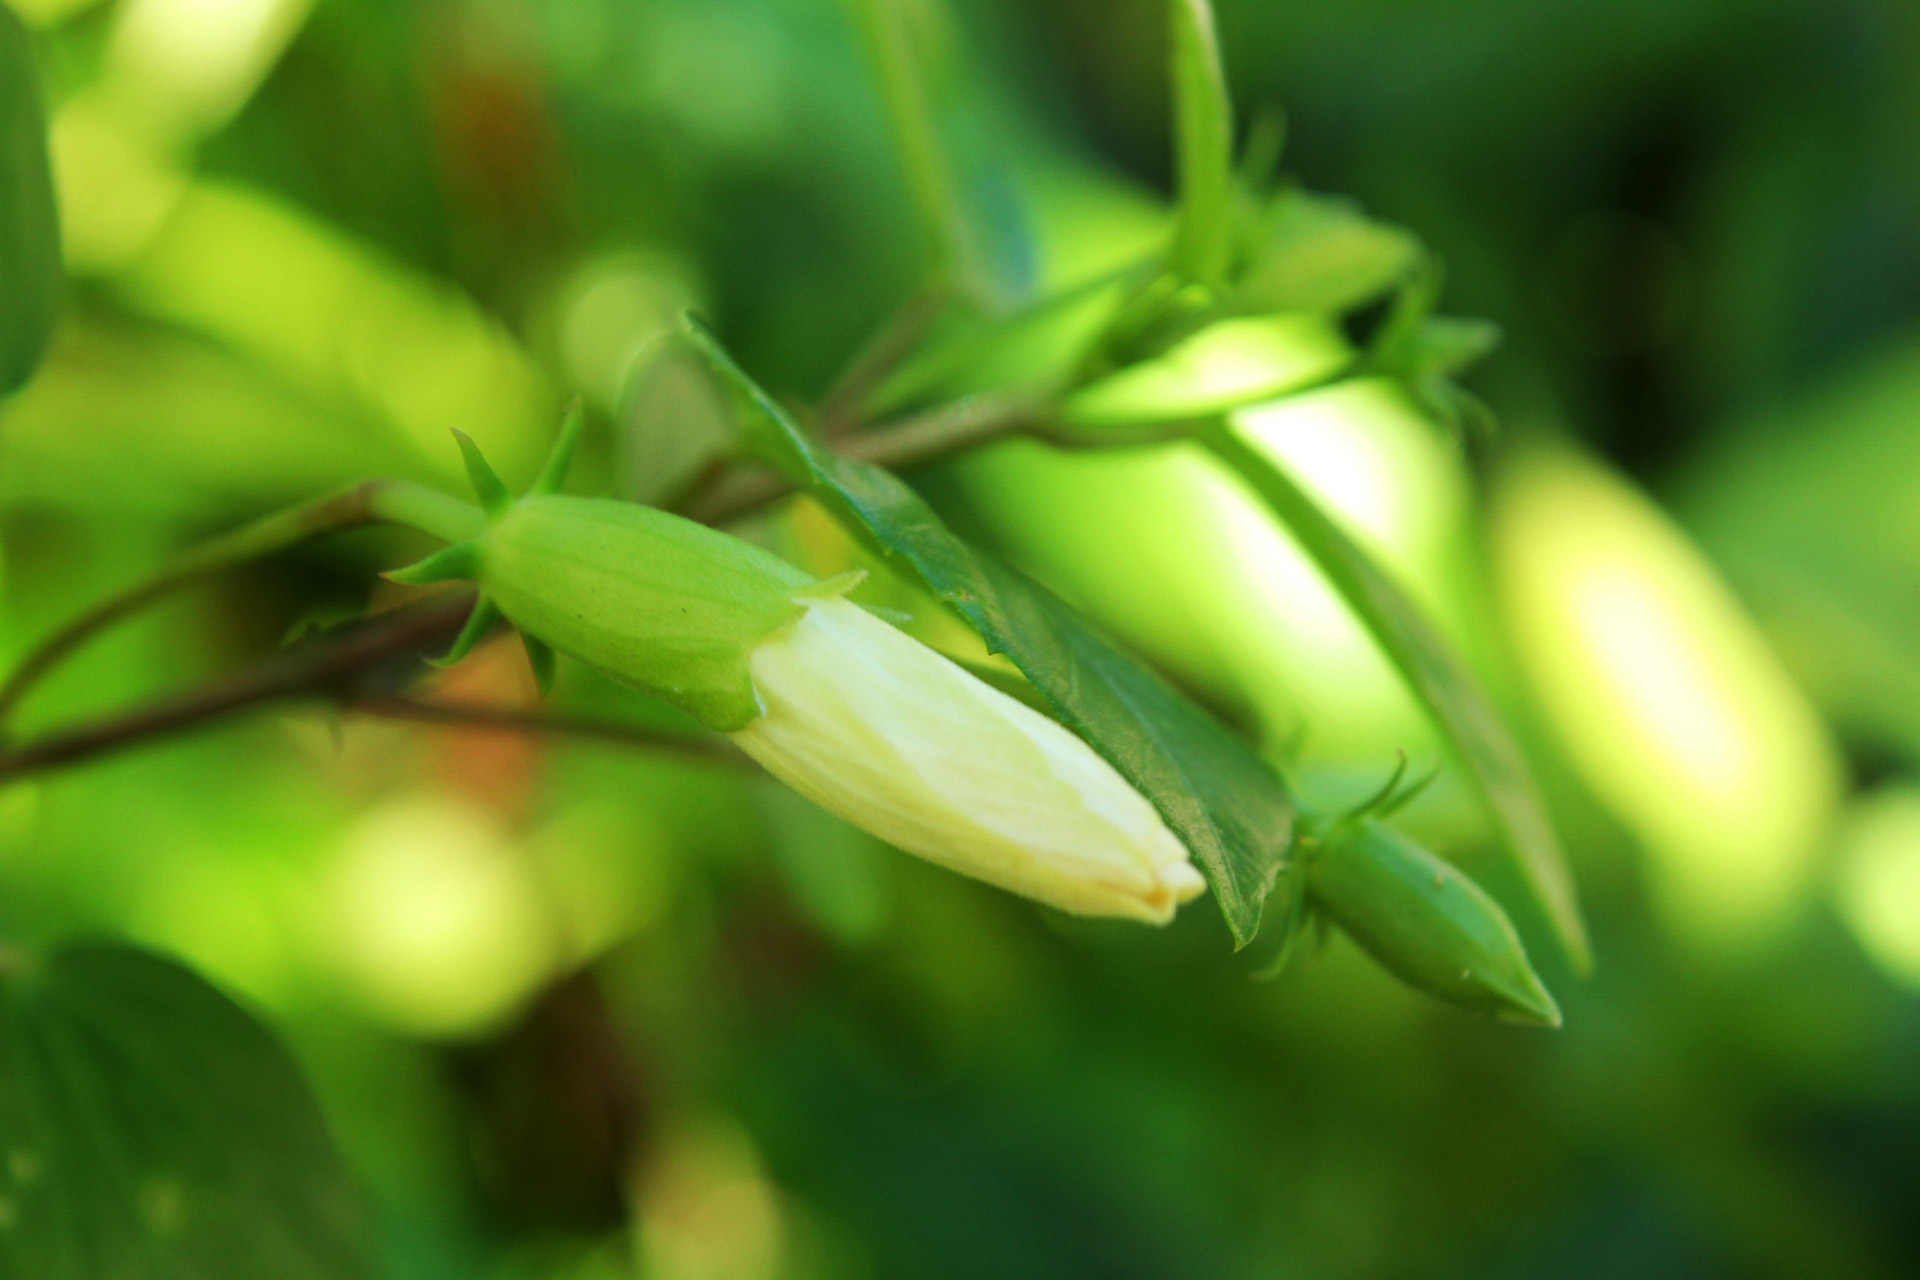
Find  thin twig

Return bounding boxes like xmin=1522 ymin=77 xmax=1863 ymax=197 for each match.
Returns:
xmin=347 ymin=695 xmax=750 ymax=767
xmin=814 ymin=286 xmax=954 ymax=437
xmin=679 ymin=389 xmax=1216 ymax=524
xmin=678 ymin=388 xmax=1054 ymax=524
xmin=0 ymin=479 xmax=481 ymax=727
xmin=0 ymin=595 xmax=475 ymax=781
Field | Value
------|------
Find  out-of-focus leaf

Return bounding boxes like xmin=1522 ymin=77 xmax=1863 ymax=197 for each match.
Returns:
xmin=0 ymin=4 xmax=61 ymax=396
xmin=864 ymin=267 xmax=1136 ymax=417
xmin=690 ymin=320 xmax=1296 ymax=945
xmin=1203 ymin=422 xmax=1591 ymax=971
xmin=622 ymin=336 xmax=739 ymax=505
xmin=1092 ymin=191 xmax=1422 ymax=374
xmin=1390 ymin=315 xmax=1503 ymax=381
xmin=0 ymin=944 xmax=373 ymax=1280
xmin=1170 ymin=0 xmax=1235 ymax=289
xmin=1234 ymin=190 xmax=1422 ymax=316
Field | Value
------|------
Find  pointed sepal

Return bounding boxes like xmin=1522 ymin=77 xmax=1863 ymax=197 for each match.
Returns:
xmin=532 ymin=398 xmax=587 ymax=497
xmin=386 ymin=541 xmax=482 ymax=586
xmin=522 ymin=633 xmax=557 ymax=696
xmin=454 ymin=430 xmax=512 ymax=518
xmin=435 ymin=594 xmax=502 ymax=668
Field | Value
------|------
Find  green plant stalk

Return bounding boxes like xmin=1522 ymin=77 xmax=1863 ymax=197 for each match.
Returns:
xmin=846 ymin=0 xmax=974 ymax=286
xmin=1169 ymin=0 xmax=1235 ymax=288
xmin=0 ymin=480 xmax=481 ymax=726
xmin=1201 ymin=419 xmax=1592 ymax=972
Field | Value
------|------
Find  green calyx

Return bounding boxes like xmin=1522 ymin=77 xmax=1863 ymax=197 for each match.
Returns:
xmin=387 ymin=402 xmax=821 ymax=728
xmin=388 ymin=405 xmax=589 ymax=684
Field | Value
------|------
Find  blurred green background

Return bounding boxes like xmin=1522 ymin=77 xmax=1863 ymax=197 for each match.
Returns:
xmin=3 ymin=0 xmax=1919 ymax=1277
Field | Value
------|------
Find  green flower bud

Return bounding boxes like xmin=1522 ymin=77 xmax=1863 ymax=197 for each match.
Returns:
xmin=1307 ymin=817 xmax=1560 ymax=1026
xmin=389 ymin=428 xmax=1206 ymax=923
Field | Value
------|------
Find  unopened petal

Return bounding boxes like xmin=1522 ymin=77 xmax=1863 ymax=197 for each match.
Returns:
xmin=730 ymin=598 xmax=1206 ymax=924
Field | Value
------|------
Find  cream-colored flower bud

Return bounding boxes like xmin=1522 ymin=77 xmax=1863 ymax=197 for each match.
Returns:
xmin=730 ymin=596 xmax=1207 ymax=924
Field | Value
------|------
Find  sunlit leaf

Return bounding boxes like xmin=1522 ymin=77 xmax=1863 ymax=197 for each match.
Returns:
xmin=690 ymin=320 xmax=1297 ymax=945
xmin=0 ymin=5 xmax=61 ymax=396
xmin=1170 ymin=0 xmax=1235 ymax=289
xmin=1204 ymin=422 xmax=1591 ymax=970
xmin=0 ymin=944 xmax=373 ymax=1280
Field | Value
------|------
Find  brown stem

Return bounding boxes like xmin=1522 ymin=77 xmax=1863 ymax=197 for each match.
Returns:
xmin=677 ymin=388 xmax=1054 ymax=524
xmin=0 ymin=595 xmax=475 ymax=781
xmin=813 ymin=286 xmax=953 ymax=437
xmin=0 ymin=479 xmax=481 ymax=727
xmin=347 ymin=695 xmax=749 ymax=767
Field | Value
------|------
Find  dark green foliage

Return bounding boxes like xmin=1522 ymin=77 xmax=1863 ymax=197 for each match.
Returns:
xmin=0 ymin=945 xmax=371 ymax=1280
xmin=0 ymin=5 xmax=60 ymax=396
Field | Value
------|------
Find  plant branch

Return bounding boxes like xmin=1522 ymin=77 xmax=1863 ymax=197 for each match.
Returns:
xmin=814 ymin=286 xmax=953 ymax=436
xmin=677 ymin=389 xmax=1214 ymax=524
xmin=0 ymin=480 xmax=482 ymax=728
xmin=346 ymin=695 xmax=750 ymax=767
xmin=0 ymin=366 xmax=1346 ymax=780
xmin=0 ymin=594 xmax=476 ymax=781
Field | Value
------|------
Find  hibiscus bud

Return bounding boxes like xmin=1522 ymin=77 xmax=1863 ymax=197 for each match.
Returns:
xmin=390 ymin=430 xmax=1206 ymax=924
xmin=1308 ymin=817 xmax=1560 ymax=1026
xmin=732 ymin=594 xmax=1208 ymax=924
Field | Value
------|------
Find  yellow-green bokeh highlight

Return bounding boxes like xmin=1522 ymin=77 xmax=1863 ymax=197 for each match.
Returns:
xmin=317 ymin=794 xmax=559 ymax=1038
xmin=961 ymin=318 xmax=1470 ymax=770
xmin=1833 ymin=788 xmax=1920 ymax=990
xmin=1492 ymin=449 xmax=1843 ymax=949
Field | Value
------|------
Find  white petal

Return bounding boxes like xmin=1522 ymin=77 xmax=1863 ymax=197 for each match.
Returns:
xmin=730 ymin=597 xmax=1206 ymax=924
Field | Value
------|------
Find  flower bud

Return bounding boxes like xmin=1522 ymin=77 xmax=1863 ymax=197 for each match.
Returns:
xmin=1308 ymin=817 xmax=1560 ymax=1026
xmin=731 ymin=595 xmax=1208 ymax=924
xmin=396 ymin=473 xmax=1207 ymax=924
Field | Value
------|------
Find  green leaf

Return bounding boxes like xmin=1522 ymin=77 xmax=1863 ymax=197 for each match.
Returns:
xmin=1392 ymin=315 xmax=1502 ymax=381
xmin=1235 ymin=190 xmax=1423 ymax=316
xmin=689 ymin=319 xmax=1297 ymax=945
xmin=1 ymin=5 xmax=61 ymax=396
xmin=1169 ymin=0 xmax=1235 ymax=289
xmin=0 ymin=944 xmax=373 ymax=1279
xmin=1202 ymin=422 xmax=1591 ymax=971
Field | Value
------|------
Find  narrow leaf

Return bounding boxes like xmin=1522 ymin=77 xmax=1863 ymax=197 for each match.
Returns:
xmin=1 ymin=6 xmax=61 ymax=395
xmin=522 ymin=632 xmax=557 ymax=695
xmin=0 ymin=944 xmax=373 ymax=1279
xmin=1170 ymin=0 xmax=1235 ymax=289
xmin=532 ymin=397 xmax=587 ymax=496
xmin=689 ymin=319 xmax=1297 ymax=944
xmin=453 ymin=429 xmax=511 ymax=517
xmin=1203 ymin=421 xmax=1591 ymax=970
xmin=384 ymin=540 xmax=481 ymax=586
xmin=1236 ymin=190 xmax=1422 ymax=317
xmin=439 ymin=593 xmax=501 ymax=667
